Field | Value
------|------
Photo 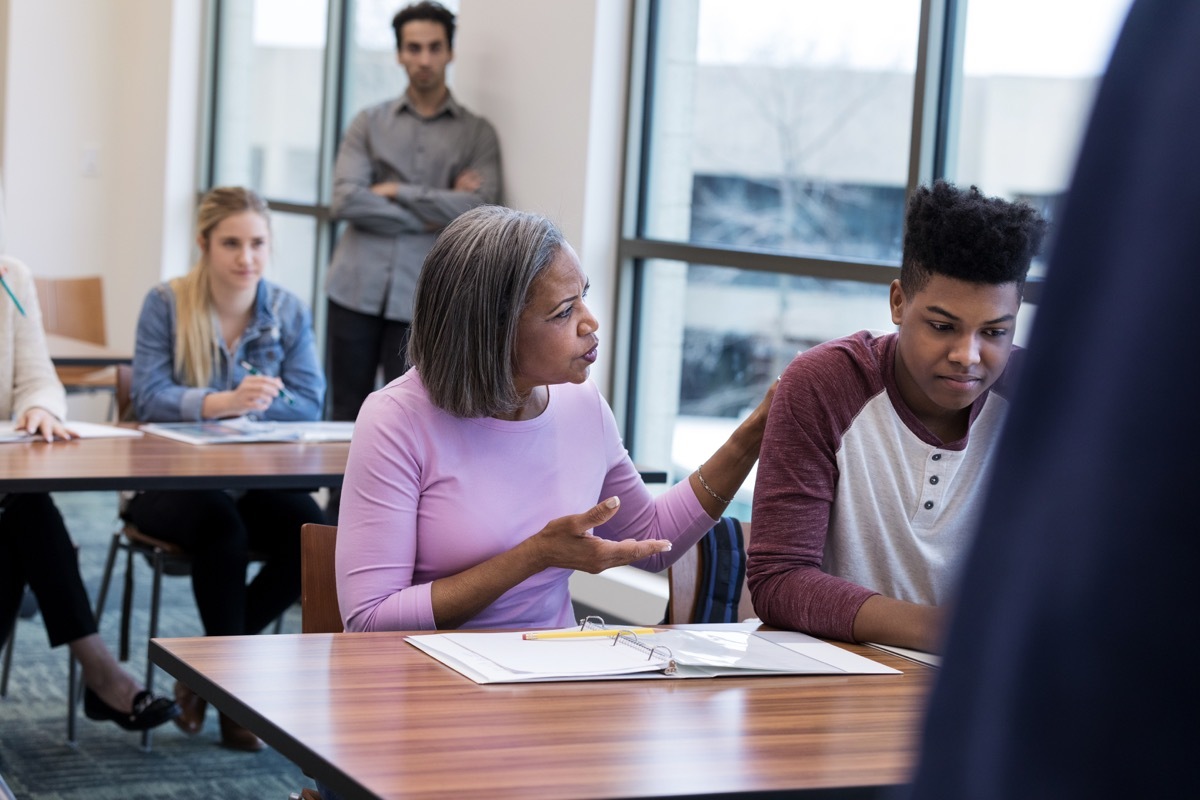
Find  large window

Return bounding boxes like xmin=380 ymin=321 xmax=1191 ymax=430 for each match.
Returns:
xmin=209 ymin=1 xmax=330 ymax=308
xmin=207 ymin=1 xmax=1132 ymax=501
xmin=622 ymin=0 xmax=1132 ymax=507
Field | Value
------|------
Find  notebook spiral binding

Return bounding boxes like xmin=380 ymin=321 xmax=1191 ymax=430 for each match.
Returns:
xmin=578 ymin=616 xmax=677 ymax=675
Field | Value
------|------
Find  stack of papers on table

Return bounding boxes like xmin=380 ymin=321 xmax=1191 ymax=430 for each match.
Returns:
xmin=139 ymin=418 xmax=354 ymax=445
xmin=407 ymin=623 xmax=899 ymax=684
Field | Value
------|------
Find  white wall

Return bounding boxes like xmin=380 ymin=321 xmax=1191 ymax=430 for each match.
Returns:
xmin=456 ymin=0 xmax=630 ymax=398
xmin=0 ymin=0 xmax=202 ymax=357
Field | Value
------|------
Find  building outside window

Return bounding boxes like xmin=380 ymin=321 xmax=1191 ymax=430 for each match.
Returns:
xmin=622 ymin=0 xmax=1133 ymax=517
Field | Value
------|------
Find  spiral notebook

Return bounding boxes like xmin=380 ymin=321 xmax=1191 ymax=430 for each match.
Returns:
xmin=405 ymin=618 xmax=899 ymax=684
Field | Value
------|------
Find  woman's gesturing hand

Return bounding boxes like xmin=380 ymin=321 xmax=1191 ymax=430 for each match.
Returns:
xmin=531 ymin=497 xmax=671 ymax=574
xmin=430 ymin=496 xmax=673 ymax=629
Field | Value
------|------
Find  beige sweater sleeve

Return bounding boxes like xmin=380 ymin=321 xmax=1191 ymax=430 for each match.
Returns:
xmin=0 ymin=255 xmax=67 ymax=421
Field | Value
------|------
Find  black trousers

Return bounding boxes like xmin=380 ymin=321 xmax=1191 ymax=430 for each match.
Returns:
xmin=122 ymin=490 xmax=323 ymax=637
xmin=325 ymin=299 xmax=410 ymax=422
xmin=0 ymin=493 xmax=96 ymax=648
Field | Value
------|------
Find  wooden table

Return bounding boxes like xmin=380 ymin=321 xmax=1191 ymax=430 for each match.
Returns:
xmin=44 ymin=333 xmax=132 ymax=367
xmin=0 ymin=430 xmax=349 ymax=492
xmin=0 ymin=429 xmax=670 ymax=492
xmin=150 ymin=631 xmax=933 ymax=800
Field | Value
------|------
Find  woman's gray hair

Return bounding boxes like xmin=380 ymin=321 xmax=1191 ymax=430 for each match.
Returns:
xmin=409 ymin=205 xmax=565 ymax=418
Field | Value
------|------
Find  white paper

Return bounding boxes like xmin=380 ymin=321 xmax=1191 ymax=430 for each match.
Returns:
xmin=407 ymin=625 xmax=900 ymax=684
xmin=0 ymin=421 xmax=143 ymax=442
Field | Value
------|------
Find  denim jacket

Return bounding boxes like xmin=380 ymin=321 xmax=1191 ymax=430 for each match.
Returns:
xmin=131 ymin=279 xmax=325 ymax=422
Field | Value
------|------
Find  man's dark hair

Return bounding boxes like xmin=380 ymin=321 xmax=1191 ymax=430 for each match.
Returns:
xmin=392 ymin=1 xmax=456 ymax=50
xmin=900 ymin=180 xmax=1048 ymax=297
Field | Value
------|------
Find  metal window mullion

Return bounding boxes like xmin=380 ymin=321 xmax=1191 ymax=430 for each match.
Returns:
xmin=617 ymin=0 xmax=659 ymax=451
xmin=307 ymin=0 xmax=349 ymax=359
xmin=198 ymin=0 xmax=222 ymax=191
xmin=909 ymin=0 xmax=954 ymax=194
xmin=619 ymin=238 xmax=899 ymax=286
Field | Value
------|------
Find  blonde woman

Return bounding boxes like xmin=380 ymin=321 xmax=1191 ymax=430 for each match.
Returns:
xmin=124 ymin=187 xmax=326 ymax=750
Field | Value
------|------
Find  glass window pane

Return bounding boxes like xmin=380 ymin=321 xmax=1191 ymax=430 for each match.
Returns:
xmin=948 ymin=0 xmax=1133 ymax=273
xmin=267 ymin=211 xmax=319 ymax=311
xmin=212 ymin=0 xmax=328 ymax=203
xmin=632 ymin=261 xmax=894 ymax=514
xmin=642 ymin=0 xmax=923 ymax=262
xmin=632 ymin=260 xmax=1039 ymax=511
xmin=343 ymin=0 xmax=460 ymax=121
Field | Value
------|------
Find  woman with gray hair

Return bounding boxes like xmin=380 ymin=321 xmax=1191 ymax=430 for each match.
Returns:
xmin=336 ymin=205 xmax=773 ymax=632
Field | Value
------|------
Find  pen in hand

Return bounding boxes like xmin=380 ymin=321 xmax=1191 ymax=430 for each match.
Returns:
xmin=239 ymin=360 xmax=296 ymax=406
xmin=0 ymin=273 xmax=27 ymax=317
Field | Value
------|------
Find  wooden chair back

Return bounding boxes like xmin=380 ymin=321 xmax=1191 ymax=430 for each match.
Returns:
xmin=33 ymin=275 xmax=115 ymax=397
xmin=301 ymin=523 xmax=343 ymax=633
xmin=115 ymin=364 xmax=134 ymax=422
xmin=33 ymin=276 xmax=106 ymax=344
xmin=666 ymin=520 xmax=754 ymax=624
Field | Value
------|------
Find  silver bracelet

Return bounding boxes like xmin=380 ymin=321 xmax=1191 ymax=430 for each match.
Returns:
xmin=696 ymin=462 xmax=733 ymax=505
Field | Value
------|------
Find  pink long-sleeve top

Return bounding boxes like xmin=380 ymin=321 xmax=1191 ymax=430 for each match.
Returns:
xmin=336 ymin=370 xmax=716 ymax=632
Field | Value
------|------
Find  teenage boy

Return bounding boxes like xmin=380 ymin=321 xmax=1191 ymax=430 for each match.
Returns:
xmin=748 ymin=180 xmax=1047 ymax=653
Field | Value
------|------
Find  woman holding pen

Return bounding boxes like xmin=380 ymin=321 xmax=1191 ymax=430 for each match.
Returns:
xmin=124 ymin=186 xmax=326 ymax=751
xmin=2 ymin=257 xmax=180 ymax=732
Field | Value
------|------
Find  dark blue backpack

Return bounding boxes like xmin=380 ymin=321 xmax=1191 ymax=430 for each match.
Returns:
xmin=692 ymin=517 xmax=747 ymax=624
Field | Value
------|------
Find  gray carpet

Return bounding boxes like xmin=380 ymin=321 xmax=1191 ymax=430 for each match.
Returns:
xmin=0 ymin=492 xmax=314 ymax=799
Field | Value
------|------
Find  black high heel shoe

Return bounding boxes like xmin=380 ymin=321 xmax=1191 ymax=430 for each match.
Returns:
xmin=83 ymin=687 xmax=181 ymax=731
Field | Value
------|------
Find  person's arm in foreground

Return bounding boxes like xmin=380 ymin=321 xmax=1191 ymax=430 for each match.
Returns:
xmin=5 ymin=259 xmax=70 ymax=435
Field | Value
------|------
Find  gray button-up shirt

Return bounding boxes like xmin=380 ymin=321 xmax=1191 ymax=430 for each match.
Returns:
xmin=326 ymin=92 xmax=502 ymax=321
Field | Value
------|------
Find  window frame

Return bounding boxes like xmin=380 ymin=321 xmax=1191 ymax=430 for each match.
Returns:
xmin=615 ymin=0 xmax=1044 ymax=455
xmin=201 ymin=0 xmax=354 ymax=357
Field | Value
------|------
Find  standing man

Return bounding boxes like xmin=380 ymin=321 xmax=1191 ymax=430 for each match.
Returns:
xmin=326 ymin=0 xmax=501 ymax=424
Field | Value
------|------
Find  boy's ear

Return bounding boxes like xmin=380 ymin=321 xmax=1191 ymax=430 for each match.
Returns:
xmin=889 ymin=279 xmax=905 ymax=325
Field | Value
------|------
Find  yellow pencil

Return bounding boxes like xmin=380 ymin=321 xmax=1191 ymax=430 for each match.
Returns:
xmin=522 ymin=628 xmax=657 ymax=640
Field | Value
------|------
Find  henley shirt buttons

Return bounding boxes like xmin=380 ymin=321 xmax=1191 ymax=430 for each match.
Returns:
xmin=932 ymin=453 xmax=942 ymax=461
xmin=924 ymin=501 xmax=934 ymax=510
xmin=930 ymin=476 xmax=939 ymax=485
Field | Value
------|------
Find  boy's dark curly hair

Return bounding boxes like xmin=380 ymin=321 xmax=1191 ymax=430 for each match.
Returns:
xmin=900 ymin=180 xmax=1048 ymax=297
xmin=393 ymin=1 xmax=456 ymax=51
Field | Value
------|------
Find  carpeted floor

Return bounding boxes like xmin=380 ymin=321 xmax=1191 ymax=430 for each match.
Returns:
xmin=0 ymin=492 xmax=315 ymax=799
